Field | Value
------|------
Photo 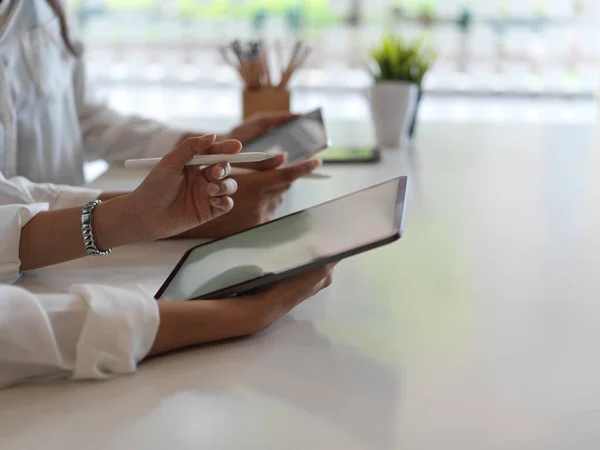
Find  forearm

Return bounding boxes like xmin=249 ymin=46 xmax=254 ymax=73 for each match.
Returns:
xmin=97 ymin=191 xmax=129 ymax=201
xmin=19 ymin=196 xmax=148 ymax=271
xmin=147 ymin=266 xmax=332 ymax=357
xmin=148 ymin=300 xmax=259 ymax=356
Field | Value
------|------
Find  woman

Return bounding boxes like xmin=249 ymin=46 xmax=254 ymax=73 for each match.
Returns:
xmin=0 ymin=132 xmax=334 ymax=389
xmin=0 ymin=0 xmax=334 ymax=387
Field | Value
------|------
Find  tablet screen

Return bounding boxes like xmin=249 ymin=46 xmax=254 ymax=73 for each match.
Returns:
xmin=157 ymin=177 xmax=406 ymax=300
xmin=240 ymin=109 xmax=329 ymax=165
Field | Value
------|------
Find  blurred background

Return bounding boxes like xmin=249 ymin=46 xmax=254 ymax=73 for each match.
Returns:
xmin=67 ymin=0 xmax=599 ymax=144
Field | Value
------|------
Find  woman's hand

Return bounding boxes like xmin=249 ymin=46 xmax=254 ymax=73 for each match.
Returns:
xmin=179 ymin=155 xmax=322 ymax=238
xmin=148 ymin=264 xmax=336 ymax=356
xmin=125 ymin=134 xmax=242 ymax=241
xmin=19 ymin=135 xmax=241 ymax=271
xmin=176 ymin=112 xmax=296 ymax=148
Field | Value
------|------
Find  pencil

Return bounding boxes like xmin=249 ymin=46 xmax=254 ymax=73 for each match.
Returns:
xmin=260 ymin=47 xmax=272 ymax=87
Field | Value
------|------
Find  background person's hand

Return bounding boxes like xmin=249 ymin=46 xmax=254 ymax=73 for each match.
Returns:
xmin=179 ymin=155 xmax=322 ymax=238
xmin=126 ymin=134 xmax=242 ymax=240
xmin=222 ymin=111 xmax=298 ymax=145
xmin=149 ymin=264 xmax=337 ymax=356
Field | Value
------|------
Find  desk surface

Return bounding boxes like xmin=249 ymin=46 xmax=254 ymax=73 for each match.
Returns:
xmin=3 ymin=123 xmax=600 ymax=450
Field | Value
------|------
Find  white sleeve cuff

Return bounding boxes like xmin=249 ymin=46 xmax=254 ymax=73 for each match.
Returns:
xmin=52 ymin=185 xmax=102 ymax=210
xmin=0 ymin=203 xmax=49 ymax=284
xmin=2 ymin=175 xmax=101 ymax=210
xmin=70 ymin=284 xmax=160 ymax=380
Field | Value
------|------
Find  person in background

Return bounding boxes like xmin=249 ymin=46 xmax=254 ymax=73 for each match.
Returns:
xmin=0 ymin=0 xmax=315 ymax=235
xmin=0 ymin=0 xmax=334 ymax=387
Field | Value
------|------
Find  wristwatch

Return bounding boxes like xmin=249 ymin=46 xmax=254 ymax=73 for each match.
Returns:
xmin=81 ymin=200 xmax=112 ymax=256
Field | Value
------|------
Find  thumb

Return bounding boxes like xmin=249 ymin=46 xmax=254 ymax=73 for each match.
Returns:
xmin=158 ymin=135 xmax=242 ymax=170
xmin=158 ymin=134 xmax=216 ymax=170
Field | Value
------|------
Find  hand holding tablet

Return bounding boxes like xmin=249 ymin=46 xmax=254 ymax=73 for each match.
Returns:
xmin=239 ymin=108 xmax=330 ymax=166
xmin=125 ymin=108 xmax=331 ymax=178
xmin=156 ymin=176 xmax=407 ymax=300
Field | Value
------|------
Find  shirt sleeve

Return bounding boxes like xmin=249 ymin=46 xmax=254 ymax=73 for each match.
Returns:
xmin=0 ymin=284 xmax=159 ymax=389
xmin=0 ymin=204 xmax=48 ymax=284
xmin=0 ymin=191 xmax=159 ymax=389
xmin=0 ymin=173 xmax=101 ymax=210
xmin=72 ymin=44 xmax=184 ymax=163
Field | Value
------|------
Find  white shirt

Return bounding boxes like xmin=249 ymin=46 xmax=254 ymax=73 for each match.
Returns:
xmin=0 ymin=0 xmax=184 ymax=388
xmin=0 ymin=0 xmax=182 ymax=185
xmin=0 ymin=1 xmax=12 ymax=28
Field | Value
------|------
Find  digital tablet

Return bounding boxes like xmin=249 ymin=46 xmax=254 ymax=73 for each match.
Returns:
xmin=156 ymin=176 xmax=408 ymax=301
xmin=240 ymin=108 xmax=330 ymax=165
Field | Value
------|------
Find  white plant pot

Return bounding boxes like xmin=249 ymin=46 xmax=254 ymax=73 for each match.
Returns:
xmin=369 ymin=81 xmax=418 ymax=148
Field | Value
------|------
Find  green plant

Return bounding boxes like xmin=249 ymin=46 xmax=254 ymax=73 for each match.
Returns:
xmin=369 ymin=33 xmax=436 ymax=86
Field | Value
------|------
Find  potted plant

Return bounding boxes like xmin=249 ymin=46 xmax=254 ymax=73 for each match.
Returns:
xmin=368 ymin=33 xmax=436 ymax=147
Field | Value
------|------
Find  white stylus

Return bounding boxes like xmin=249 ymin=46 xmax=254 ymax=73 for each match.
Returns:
xmin=124 ymin=152 xmax=276 ymax=170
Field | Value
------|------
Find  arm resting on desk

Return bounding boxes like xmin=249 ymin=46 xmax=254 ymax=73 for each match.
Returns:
xmin=148 ymin=265 xmax=335 ymax=356
xmin=0 ymin=266 xmax=334 ymax=388
xmin=0 ymin=284 xmax=159 ymax=389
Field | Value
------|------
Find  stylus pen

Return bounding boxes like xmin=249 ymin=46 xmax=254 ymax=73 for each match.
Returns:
xmin=124 ymin=152 xmax=276 ymax=170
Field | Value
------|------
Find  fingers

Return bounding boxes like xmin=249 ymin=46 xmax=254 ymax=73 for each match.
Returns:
xmin=157 ymin=134 xmax=216 ymax=170
xmin=234 ymin=153 xmax=287 ymax=171
xmin=266 ymin=264 xmax=335 ymax=302
xmin=203 ymin=139 xmax=242 ymax=155
xmin=304 ymin=264 xmax=336 ymax=291
xmin=209 ymin=196 xmax=234 ymax=214
xmin=202 ymin=162 xmax=231 ymax=183
xmin=157 ymin=135 xmax=242 ymax=170
xmin=225 ymin=263 xmax=336 ymax=334
xmin=207 ymin=178 xmax=238 ymax=197
xmin=203 ymin=167 xmax=237 ymax=216
xmin=259 ymin=158 xmax=322 ymax=188
xmin=286 ymin=266 xmax=334 ymax=309
xmin=321 ymin=263 xmax=337 ymax=289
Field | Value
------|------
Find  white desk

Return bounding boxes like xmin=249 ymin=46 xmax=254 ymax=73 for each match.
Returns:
xmin=3 ymin=123 xmax=600 ymax=450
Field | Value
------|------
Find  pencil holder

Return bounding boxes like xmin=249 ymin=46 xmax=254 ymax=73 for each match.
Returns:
xmin=242 ymin=88 xmax=291 ymax=120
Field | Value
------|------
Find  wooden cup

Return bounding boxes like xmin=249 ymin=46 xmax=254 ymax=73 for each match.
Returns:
xmin=242 ymin=88 xmax=291 ymax=120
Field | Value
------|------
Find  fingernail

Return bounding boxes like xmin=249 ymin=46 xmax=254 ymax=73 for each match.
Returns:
xmin=209 ymin=183 xmax=220 ymax=195
xmin=201 ymin=134 xmax=217 ymax=141
xmin=214 ymin=165 xmax=226 ymax=179
xmin=281 ymin=152 xmax=289 ymax=162
xmin=311 ymin=159 xmax=322 ymax=168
